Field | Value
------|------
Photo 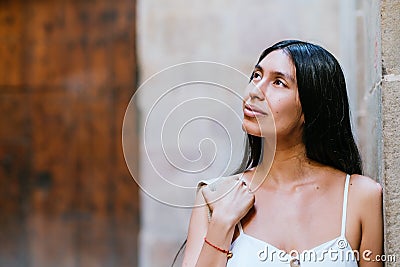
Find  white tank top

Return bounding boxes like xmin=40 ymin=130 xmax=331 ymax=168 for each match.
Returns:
xmin=226 ymin=174 xmax=358 ymax=267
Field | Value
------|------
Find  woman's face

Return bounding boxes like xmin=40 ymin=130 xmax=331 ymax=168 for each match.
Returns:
xmin=242 ymin=49 xmax=304 ymax=145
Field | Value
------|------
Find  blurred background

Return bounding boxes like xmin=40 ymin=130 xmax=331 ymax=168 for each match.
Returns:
xmin=1 ymin=0 xmax=397 ymax=267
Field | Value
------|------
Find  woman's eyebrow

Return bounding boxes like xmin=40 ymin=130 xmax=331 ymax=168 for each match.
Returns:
xmin=254 ymin=65 xmax=295 ymax=83
xmin=254 ymin=64 xmax=262 ymax=71
xmin=271 ymin=71 xmax=296 ymax=83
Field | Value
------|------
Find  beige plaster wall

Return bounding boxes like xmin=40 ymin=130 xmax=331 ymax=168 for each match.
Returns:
xmin=136 ymin=0 xmax=400 ymax=266
xmin=136 ymin=1 xmax=354 ymax=266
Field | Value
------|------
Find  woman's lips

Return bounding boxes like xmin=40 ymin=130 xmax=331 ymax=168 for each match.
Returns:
xmin=243 ymin=104 xmax=268 ymax=117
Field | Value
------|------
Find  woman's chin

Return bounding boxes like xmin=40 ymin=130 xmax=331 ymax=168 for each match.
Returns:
xmin=241 ymin=121 xmax=262 ymax=137
xmin=242 ymin=120 xmax=275 ymax=138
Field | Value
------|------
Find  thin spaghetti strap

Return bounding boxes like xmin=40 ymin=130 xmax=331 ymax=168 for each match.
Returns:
xmin=237 ymin=221 xmax=244 ymax=234
xmin=341 ymin=174 xmax=351 ymax=237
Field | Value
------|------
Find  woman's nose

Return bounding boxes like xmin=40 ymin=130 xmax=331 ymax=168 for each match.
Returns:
xmin=248 ymin=82 xmax=265 ymax=100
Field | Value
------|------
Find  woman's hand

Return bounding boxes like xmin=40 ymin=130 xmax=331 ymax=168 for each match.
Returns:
xmin=201 ymin=175 xmax=255 ymax=227
xmin=182 ymin=175 xmax=255 ymax=267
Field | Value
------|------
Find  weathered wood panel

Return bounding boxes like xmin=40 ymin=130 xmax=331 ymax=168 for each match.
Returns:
xmin=0 ymin=0 xmax=139 ymax=266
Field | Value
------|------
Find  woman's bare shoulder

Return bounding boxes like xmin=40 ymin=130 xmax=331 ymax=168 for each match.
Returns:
xmin=349 ymin=174 xmax=383 ymax=216
xmin=349 ymin=174 xmax=382 ymax=197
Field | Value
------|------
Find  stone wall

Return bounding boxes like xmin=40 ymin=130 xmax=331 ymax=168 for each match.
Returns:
xmin=355 ymin=0 xmax=400 ymax=264
xmin=381 ymin=0 xmax=400 ymax=266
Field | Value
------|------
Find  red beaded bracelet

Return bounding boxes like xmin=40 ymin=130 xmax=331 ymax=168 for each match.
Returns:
xmin=204 ymin=237 xmax=233 ymax=259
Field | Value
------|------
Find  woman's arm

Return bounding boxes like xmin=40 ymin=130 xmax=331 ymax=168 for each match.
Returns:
xmin=357 ymin=176 xmax=384 ymax=267
xmin=182 ymin=177 xmax=254 ymax=267
xmin=182 ymin=186 xmax=216 ymax=267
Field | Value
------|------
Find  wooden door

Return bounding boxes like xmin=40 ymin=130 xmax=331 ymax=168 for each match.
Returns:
xmin=0 ymin=1 xmax=139 ymax=266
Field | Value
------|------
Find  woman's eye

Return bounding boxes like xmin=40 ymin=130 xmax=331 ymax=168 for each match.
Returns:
xmin=253 ymin=71 xmax=262 ymax=80
xmin=273 ymin=79 xmax=286 ymax=87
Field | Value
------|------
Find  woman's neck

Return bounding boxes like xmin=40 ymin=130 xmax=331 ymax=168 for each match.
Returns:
xmin=254 ymin=141 xmax=317 ymax=188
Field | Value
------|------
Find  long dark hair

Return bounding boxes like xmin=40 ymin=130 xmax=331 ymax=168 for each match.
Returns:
xmin=239 ymin=40 xmax=362 ymax=175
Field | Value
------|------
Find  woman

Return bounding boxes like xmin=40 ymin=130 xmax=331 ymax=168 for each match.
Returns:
xmin=182 ymin=40 xmax=383 ymax=266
